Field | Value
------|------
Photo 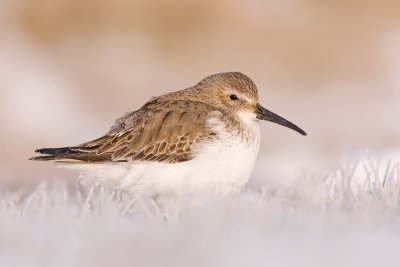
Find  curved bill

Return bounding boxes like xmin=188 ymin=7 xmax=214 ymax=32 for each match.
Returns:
xmin=255 ymin=103 xmax=307 ymax=136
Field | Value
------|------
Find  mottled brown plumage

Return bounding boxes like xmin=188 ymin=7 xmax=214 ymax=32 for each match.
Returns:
xmin=83 ymin=100 xmax=217 ymax=163
xmin=31 ymin=72 xmax=256 ymax=163
xmin=31 ymin=72 xmax=306 ymax=165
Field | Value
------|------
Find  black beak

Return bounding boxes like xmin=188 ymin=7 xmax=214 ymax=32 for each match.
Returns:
xmin=255 ymin=103 xmax=307 ymax=136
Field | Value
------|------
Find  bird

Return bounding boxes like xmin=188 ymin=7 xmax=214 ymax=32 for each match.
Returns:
xmin=31 ymin=72 xmax=306 ymax=199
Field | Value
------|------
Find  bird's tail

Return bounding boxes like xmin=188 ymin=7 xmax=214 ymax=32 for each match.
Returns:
xmin=30 ymin=146 xmax=111 ymax=163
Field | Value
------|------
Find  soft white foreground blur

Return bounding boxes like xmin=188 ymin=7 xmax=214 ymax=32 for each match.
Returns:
xmin=1 ymin=152 xmax=399 ymax=267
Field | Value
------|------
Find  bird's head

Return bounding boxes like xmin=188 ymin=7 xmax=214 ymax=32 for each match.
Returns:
xmin=197 ymin=72 xmax=307 ymax=136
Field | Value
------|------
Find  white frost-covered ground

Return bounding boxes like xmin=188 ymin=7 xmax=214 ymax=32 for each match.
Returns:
xmin=1 ymin=152 xmax=400 ymax=267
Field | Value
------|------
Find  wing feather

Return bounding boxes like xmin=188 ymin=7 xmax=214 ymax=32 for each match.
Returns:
xmin=31 ymin=100 xmax=219 ymax=163
xmin=77 ymin=100 xmax=217 ymax=163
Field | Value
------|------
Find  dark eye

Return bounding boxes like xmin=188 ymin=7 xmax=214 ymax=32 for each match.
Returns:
xmin=229 ymin=94 xmax=238 ymax=101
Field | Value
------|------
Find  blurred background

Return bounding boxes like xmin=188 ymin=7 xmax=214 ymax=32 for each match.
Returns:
xmin=1 ymin=0 xmax=399 ymax=189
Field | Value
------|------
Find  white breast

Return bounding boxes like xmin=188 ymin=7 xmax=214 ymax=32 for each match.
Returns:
xmin=178 ymin=111 xmax=261 ymax=196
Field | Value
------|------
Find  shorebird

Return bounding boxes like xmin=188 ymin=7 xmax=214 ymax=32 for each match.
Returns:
xmin=31 ymin=72 xmax=306 ymax=198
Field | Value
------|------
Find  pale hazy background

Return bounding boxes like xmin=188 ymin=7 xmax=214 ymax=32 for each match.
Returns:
xmin=1 ymin=2 xmax=400 ymax=267
xmin=1 ymin=0 xmax=400 ymax=189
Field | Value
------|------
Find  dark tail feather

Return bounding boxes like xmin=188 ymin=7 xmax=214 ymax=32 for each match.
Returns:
xmin=30 ymin=146 xmax=115 ymax=162
xmin=35 ymin=147 xmax=77 ymax=156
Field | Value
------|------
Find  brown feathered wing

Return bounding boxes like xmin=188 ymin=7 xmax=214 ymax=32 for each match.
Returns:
xmin=31 ymin=100 xmax=217 ymax=163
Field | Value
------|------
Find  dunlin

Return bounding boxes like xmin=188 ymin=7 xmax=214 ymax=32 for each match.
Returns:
xmin=31 ymin=72 xmax=306 ymax=197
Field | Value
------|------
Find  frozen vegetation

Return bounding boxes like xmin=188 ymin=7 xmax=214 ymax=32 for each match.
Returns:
xmin=1 ymin=151 xmax=400 ymax=267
